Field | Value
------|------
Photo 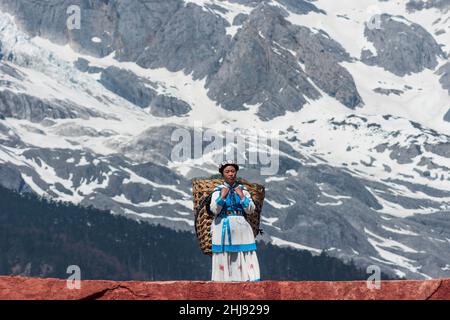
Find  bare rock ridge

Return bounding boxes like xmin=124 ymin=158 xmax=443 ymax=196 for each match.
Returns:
xmin=0 ymin=276 xmax=449 ymax=300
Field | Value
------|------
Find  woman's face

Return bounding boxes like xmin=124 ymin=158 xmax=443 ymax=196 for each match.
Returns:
xmin=222 ymin=166 xmax=237 ymax=184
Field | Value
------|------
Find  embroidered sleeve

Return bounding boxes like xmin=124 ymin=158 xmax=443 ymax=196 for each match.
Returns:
xmin=241 ymin=188 xmax=255 ymax=215
xmin=210 ymin=188 xmax=226 ymax=215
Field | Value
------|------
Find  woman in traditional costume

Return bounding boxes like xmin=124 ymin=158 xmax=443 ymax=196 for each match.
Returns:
xmin=209 ymin=160 xmax=261 ymax=282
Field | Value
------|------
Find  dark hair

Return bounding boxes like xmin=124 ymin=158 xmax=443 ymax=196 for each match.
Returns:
xmin=219 ymin=164 xmax=239 ymax=175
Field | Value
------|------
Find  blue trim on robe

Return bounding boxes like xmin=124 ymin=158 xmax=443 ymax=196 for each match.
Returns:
xmin=212 ymin=183 xmax=255 ymax=253
xmin=221 ymin=215 xmax=232 ymax=249
xmin=212 ymin=243 xmax=257 ymax=253
xmin=214 ymin=184 xmax=247 ymax=212
xmin=240 ymin=196 xmax=250 ymax=208
xmin=215 ymin=196 xmax=226 ymax=206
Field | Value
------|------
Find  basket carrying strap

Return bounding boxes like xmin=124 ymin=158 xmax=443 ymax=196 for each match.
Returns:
xmin=195 ymin=190 xmax=217 ymax=217
xmin=195 ymin=185 xmax=231 ymax=218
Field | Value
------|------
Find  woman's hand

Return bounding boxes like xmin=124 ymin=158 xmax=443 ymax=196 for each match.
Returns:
xmin=234 ymin=186 xmax=245 ymax=200
xmin=220 ymin=187 xmax=229 ymax=200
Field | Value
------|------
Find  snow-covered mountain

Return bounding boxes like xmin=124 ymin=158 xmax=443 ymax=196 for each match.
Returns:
xmin=0 ymin=0 xmax=450 ymax=279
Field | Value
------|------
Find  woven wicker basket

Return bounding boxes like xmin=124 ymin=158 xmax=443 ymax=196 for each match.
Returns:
xmin=192 ymin=177 xmax=265 ymax=256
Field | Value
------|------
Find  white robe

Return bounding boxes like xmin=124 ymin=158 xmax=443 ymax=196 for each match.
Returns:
xmin=209 ymin=182 xmax=261 ymax=282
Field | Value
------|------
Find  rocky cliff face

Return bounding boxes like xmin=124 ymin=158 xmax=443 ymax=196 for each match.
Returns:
xmin=361 ymin=13 xmax=446 ymax=76
xmin=0 ymin=1 xmax=450 ymax=280
xmin=0 ymin=276 xmax=449 ymax=300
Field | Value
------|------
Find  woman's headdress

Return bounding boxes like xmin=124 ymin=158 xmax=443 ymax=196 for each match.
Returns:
xmin=218 ymin=159 xmax=239 ymax=174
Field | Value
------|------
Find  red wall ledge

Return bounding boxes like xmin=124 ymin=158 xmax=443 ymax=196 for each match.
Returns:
xmin=0 ymin=276 xmax=449 ymax=300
